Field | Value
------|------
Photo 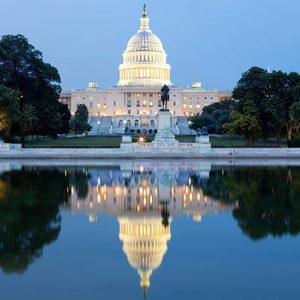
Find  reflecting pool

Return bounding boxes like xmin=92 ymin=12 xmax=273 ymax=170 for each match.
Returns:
xmin=0 ymin=161 xmax=300 ymax=300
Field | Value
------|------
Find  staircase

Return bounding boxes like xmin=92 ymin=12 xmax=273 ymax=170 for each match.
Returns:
xmin=177 ymin=117 xmax=196 ymax=135
xmin=89 ymin=117 xmax=112 ymax=135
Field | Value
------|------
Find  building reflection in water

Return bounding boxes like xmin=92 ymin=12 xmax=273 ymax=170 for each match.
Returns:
xmin=65 ymin=162 xmax=236 ymax=296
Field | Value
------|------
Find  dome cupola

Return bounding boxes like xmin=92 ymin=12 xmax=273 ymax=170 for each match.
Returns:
xmin=118 ymin=5 xmax=172 ymax=86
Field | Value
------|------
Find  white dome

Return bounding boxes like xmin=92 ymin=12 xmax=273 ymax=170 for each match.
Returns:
xmin=126 ymin=31 xmax=164 ymax=54
xmin=118 ymin=6 xmax=172 ymax=86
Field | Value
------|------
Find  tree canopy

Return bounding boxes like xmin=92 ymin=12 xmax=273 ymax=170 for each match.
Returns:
xmin=0 ymin=34 xmax=71 ymax=143
xmin=227 ymin=67 xmax=300 ymax=143
xmin=70 ymin=104 xmax=91 ymax=136
xmin=189 ymin=99 xmax=238 ymax=134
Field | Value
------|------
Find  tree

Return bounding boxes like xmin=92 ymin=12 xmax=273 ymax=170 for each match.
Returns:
xmin=17 ymin=104 xmax=38 ymax=147
xmin=224 ymin=100 xmax=262 ymax=145
xmin=189 ymin=99 xmax=237 ymax=134
xmin=0 ymin=34 xmax=70 ymax=138
xmin=57 ymin=103 xmax=71 ymax=134
xmin=0 ymin=85 xmax=19 ymax=135
xmin=0 ymin=84 xmax=38 ymax=146
xmin=230 ymin=67 xmax=300 ymax=143
xmin=70 ymin=104 xmax=91 ymax=136
xmin=232 ymin=67 xmax=269 ymax=103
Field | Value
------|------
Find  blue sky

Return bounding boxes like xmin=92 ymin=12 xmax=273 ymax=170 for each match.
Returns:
xmin=0 ymin=0 xmax=299 ymax=91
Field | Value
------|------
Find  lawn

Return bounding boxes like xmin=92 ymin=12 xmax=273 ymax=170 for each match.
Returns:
xmin=24 ymin=135 xmax=287 ymax=148
xmin=25 ymin=136 xmax=122 ymax=148
xmin=210 ymin=136 xmax=287 ymax=148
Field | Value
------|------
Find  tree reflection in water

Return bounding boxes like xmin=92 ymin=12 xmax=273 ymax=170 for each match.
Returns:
xmin=0 ymin=168 xmax=69 ymax=273
xmin=203 ymin=167 xmax=300 ymax=240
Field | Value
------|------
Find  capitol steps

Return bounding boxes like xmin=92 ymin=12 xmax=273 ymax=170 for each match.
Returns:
xmin=89 ymin=117 xmax=112 ymax=135
xmin=177 ymin=117 xmax=196 ymax=135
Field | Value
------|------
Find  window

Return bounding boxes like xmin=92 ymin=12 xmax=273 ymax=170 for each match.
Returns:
xmin=128 ymin=110 xmax=131 ymax=115
xmin=150 ymin=120 xmax=155 ymax=127
xmin=118 ymin=120 xmax=123 ymax=126
xmin=97 ymin=103 xmax=100 ymax=108
xmin=114 ymin=101 xmax=116 ymax=106
xmin=149 ymin=101 xmax=153 ymax=107
xmin=137 ymin=110 xmax=140 ymax=115
xmin=136 ymin=100 xmax=140 ymax=107
xmin=127 ymin=120 xmax=131 ymax=126
xmin=173 ymin=101 xmax=176 ymax=106
xmin=127 ymin=100 xmax=132 ymax=107
xmin=143 ymin=100 xmax=147 ymax=107
xmin=135 ymin=120 xmax=139 ymax=126
xmin=89 ymin=102 xmax=93 ymax=109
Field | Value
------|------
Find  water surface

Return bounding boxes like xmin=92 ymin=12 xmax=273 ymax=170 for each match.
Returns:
xmin=0 ymin=161 xmax=299 ymax=300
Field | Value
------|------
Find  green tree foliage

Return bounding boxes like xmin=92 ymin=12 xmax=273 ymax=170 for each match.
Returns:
xmin=0 ymin=85 xmax=38 ymax=145
xmin=58 ymin=103 xmax=71 ymax=134
xmin=0 ymin=168 xmax=69 ymax=273
xmin=0 ymin=85 xmax=19 ymax=133
xmin=70 ymin=104 xmax=92 ymax=136
xmin=202 ymin=167 xmax=300 ymax=240
xmin=189 ymin=99 xmax=237 ymax=133
xmin=224 ymin=100 xmax=262 ymax=144
xmin=228 ymin=67 xmax=300 ymax=143
xmin=0 ymin=34 xmax=71 ymax=139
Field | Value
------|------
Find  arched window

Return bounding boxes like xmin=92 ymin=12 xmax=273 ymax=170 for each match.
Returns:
xmin=118 ymin=120 xmax=123 ymax=126
xmin=136 ymin=100 xmax=140 ymax=107
xmin=135 ymin=120 xmax=139 ymax=127
xmin=127 ymin=120 xmax=131 ymax=126
xmin=150 ymin=120 xmax=155 ymax=127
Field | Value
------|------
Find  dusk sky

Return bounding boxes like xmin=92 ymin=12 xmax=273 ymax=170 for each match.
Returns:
xmin=1 ymin=0 xmax=299 ymax=91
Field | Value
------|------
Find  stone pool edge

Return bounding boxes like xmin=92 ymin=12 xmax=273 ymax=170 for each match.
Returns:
xmin=2 ymin=148 xmax=300 ymax=159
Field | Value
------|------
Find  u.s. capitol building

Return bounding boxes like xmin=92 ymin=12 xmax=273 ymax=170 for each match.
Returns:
xmin=63 ymin=6 xmax=231 ymax=135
